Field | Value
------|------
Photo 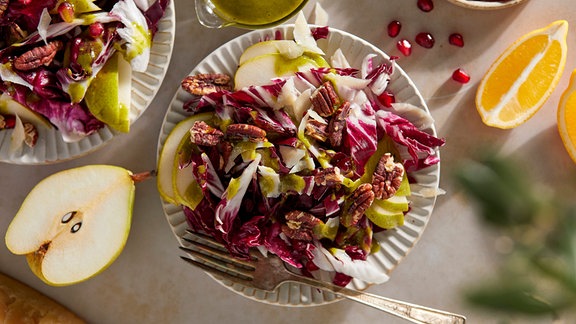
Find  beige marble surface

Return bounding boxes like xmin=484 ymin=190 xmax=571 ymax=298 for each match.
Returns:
xmin=1 ymin=0 xmax=576 ymax=323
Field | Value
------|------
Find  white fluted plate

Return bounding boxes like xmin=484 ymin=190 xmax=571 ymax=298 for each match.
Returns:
xmin=158 ymin=25 xmax=440 ymax=306
xmin=445 ymin=0 xmax=528 ymax=10
xmin=0 ymin=0 xmax=175 ymax=165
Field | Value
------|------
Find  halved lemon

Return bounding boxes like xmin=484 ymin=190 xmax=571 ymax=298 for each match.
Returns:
xmin=476 ymin=20 xmax=568 ymax=129
xmin=558 ymin=69 xmax=576 ymax=163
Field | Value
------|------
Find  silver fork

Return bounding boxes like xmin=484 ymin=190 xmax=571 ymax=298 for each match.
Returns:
xmin=180 ymin=230 xmax=466 ymax=324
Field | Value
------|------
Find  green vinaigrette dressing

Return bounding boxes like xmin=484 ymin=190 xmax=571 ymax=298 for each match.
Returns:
xmin=211 ymin=0 xmax=306 ymax=26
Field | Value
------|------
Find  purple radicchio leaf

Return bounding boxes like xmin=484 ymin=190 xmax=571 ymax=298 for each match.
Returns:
xmin=225 ymin=215 xmax=266 ymax=259
xmin=143 ymin=0 xmax=169 ymax=35
xmin=2 ymin=0 xmax=57 ymax=33
xmin=215 ymin=154 xmax=262 ymax=240
xmin=264 ymin=222 xmax=302 ymax=268
xmin=183 ymin=201 xmax=222 ymax=240
xmin=250 ymin=107 xmax=297 ymax=139
xmin=195 ymin=152 xmax=225 ymax=197
xmin=11 ymin=83 xmax=104 ymax=142
xmin=343 ymin=102 xmax=378 ymax=176
xmin=312 ymin=26 xmax=329 ymax=40
xmin=375 ymin=110 xmax=445 ymax=172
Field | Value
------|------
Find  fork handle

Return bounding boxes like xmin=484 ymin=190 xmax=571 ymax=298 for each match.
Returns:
xmin=294 ymin=276 xmax=466 ymax=324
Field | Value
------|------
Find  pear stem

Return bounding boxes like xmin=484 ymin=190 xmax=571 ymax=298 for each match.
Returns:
xmin=131 ymin=170 xmax=157 ymax=183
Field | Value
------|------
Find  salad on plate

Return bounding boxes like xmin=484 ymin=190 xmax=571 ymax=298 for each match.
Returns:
xmin=159 ymin=14 xmax=445 ymax=288
xmin=0 ymin=0 xmax=169 ymax=155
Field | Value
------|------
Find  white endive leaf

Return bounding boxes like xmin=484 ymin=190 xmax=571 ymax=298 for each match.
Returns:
xmin=37 ymin=8 xmax=52 ymax=44
xmin=293 ymin=12 xmax=324 ymax=55
xmin=10 ymin=115 xmax=25 ymax=153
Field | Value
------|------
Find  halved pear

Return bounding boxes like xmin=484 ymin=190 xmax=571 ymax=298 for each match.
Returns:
xmin=234 ymin=53 xmax=328 ymax=90
xmin=5 ymin=165 xmax=136 ymax=286
xmin=84 ymin=51 xmax=132 ymax=133
xmin=157 ymin=112 xmax=213 ymax=205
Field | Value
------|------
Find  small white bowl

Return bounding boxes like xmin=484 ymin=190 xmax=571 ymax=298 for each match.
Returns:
xmin=445 ymin=0 xmax=529 ymax=10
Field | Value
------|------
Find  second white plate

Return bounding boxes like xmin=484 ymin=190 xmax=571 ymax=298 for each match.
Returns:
xmin=0 ymin=0 xmax=176 ymax=165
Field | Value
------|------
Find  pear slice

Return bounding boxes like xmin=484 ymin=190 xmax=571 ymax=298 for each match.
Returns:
xmin=238 ymin=40 xmax=304 ymax=65
xmin=365 ymin=197 xmax=407 ymax=230
xmin=171 ymin=129 xmax=204 ymax=210
xmin=84 ymin=51 xmax=132 ymax=133
xmin=234 ymin=53 xmax=328 ymax=90
xmin=373 ymin=195 xmax=409 ymax=213
xmin=5 ymin=165 xmax=137 ymax=286
xmin=157 ymin=112 xmax=214 ymax=205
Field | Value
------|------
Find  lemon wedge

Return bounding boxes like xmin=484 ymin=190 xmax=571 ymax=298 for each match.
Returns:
xmin=476 ymin=20 xmax=568 ymax=129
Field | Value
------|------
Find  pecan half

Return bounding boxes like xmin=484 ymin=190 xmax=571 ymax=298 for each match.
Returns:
xmin=313 ymin=167 xmax=344 ymax=186
xmin=281 ymin=210 xmax=322 ymax=241
xmin=310 ymin=81 xmax=340 ymax=117
xmin=0 ymin=0 xmax=8 ymax=18
xmin=372 ymin=153 xmax=405 ymax=200
xmin=181 ymin=73 xmax=232 ymax=96
xmin=189 ymin=121 xmax=223 ymax=146
xmin=226 ymin=123 xmax=266 ymax=142
xmin=23 ymin=122 xmax=38 ymax=147
xmin=328 ymin=101 xmax=351 ymax=148
xmin=1 ymin=114 xmax=38 ymax=147
xmin=305 ymin=118 xmax=328 ymax=142
xmin=7 ymin=22 xmax=28 ymax=44
xmin=13 ymin=40 xmax=63 ymax=71
xmin=342 ymin=183 xmax=375 ymax=227
xmin=0 ymin=114 xmax=16 ymax=129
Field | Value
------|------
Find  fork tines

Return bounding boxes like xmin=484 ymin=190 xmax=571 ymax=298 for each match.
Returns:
xmin=179 ymin=230 xmax=256 ymax=283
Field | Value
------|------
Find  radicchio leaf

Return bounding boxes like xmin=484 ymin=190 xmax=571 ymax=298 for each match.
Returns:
xmin=264 ymin=222 xmax=303 ymax=268
xmin=215 ymin=155 xmax=262 ymax=239
xmin=375 ymin=110 xmax=445 ymax=172
xmin=11 ymin=83 xmax=104 ymax=142
xmin=192 ymin=152 xmax=225 ymax=198
xmin=225 ymin=215 xmax=266 ymax=259
xmin=343 ymin=102 xmax=377 ymax=176
xmin=143 ymin=0 xmax=170 ymax=34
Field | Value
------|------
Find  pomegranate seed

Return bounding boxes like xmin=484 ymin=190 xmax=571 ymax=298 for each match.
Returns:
xmin=387 ymin=20 xmax=402 ymax=38
xmin=1 ymin=114 xmax=16 ymax=129
xmin=88 ymin=23 xmax=104 ymax=38
xmin=378 ymin=91 xmax=396 ymax=108
xmin=396 ymin=39 xmax=412 ymax=56
xmin=415 ymin=32 xmax=435 ymax=49
xmin=58 ymin=2 xmax=75 ymax=23
xmin=449 ymin=33 xmax=465 ymax=47
xmin=417 ymin=0 xmax=434 ymax=12
xmin=452 ymin=68 xmax=470 ymax=83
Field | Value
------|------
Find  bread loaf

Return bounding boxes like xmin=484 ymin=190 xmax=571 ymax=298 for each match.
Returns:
xmin=0 ymin=272 xmax=85 ymax=323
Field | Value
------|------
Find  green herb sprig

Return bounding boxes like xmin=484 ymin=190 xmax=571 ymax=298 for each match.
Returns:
xmin=454 ymin=154 xmax=576 ymax=320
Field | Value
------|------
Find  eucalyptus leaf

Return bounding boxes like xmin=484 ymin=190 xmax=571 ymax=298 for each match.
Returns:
xmin=465 ymin=282 xmax=556 ymax=315
xmin=454 ymin=153 xmax=576 ymax=318
xmin=454 ymin=158 xmax=537 ymax=226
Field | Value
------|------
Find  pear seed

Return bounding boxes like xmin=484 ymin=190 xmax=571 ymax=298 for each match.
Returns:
xmin=61 ymin=211 xmax=77 ymax=223
xmin=71 ymin=222 xmax=82 ymax=233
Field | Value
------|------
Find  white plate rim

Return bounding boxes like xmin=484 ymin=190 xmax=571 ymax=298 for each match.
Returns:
xmin=158 ymin=25 xmax=441 ymax=306
xmin=445 ymin=0 xmax=528 ymax=10
xmin=0 ymin=0 xmax=176 ymax=165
